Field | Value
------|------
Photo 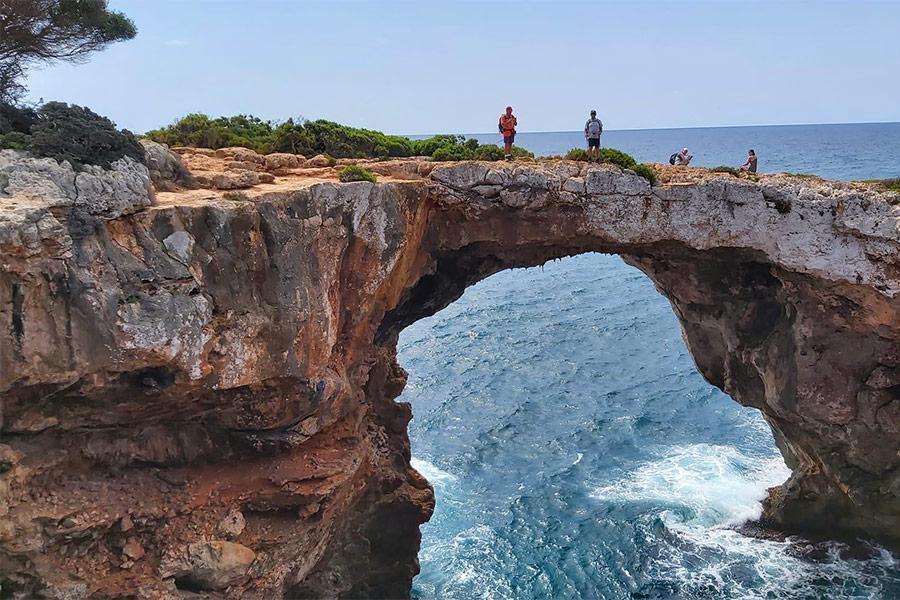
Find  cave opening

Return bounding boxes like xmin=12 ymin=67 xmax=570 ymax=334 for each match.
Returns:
xmin=393 ymin=252 xmax=889 ymax=600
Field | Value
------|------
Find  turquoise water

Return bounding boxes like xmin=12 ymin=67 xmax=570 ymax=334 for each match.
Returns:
xmin=400 ymin=124 xmax=899 ymax=600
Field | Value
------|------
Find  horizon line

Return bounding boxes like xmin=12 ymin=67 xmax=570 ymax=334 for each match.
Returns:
xmin=396 ymin=119 xmax=900 ymax=138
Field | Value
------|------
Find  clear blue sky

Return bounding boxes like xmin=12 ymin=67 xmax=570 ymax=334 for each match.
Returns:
xmin=24 ymin=0 xmax=900 ymax=135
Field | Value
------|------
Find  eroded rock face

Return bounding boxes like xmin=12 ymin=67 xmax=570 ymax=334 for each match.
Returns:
xmin=0 ymin=157 xmax=898 ymax=598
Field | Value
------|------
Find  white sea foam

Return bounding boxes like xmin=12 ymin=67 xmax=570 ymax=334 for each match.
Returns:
xmin=411 ymin=456 xmax=458 ymax=486
xmin=592 ymin=444 xmax=898 ymax=599
xmin=592 ymin=443 xmax=789 ymax=526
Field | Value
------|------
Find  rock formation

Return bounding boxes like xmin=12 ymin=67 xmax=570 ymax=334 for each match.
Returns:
xmin=0 ymin=147 xmax=898 ymax=598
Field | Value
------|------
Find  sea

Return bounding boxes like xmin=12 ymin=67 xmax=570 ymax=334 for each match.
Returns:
xmin=400 ymin=123 xmax=900 ymax=600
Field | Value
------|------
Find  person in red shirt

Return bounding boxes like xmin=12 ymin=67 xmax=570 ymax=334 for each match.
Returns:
xmin=498 ymin=106 xmax=517 ymax=159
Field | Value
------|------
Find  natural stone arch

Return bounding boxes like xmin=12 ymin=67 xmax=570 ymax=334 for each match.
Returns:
xmin=0 ymin=152 xmax=897 ymax=598
xmin=292 ymin=162 xmax=900 ymax=597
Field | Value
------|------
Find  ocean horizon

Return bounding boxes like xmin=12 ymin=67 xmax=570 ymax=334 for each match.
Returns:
xmin=410 ymin=121 xmax=900 ymax=182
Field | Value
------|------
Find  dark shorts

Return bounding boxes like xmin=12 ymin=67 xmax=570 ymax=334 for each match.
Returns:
xmin=503 ymin=133 xmax=515 ymax=145
xmin=587 ymin=137 xmax=601 ymax=148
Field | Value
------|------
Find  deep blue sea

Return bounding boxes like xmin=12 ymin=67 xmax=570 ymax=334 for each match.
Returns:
xmin=400 ymin=124 xmax=900 ymax=600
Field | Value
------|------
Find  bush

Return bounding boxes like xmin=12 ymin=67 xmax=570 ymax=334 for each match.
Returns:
xmin=431 ymin=145 xmax=472 ymax=161
xmin=145 ymin=113 xmax=275 ymax=153
xmin=0 ymin=102 xmax=37 ymax=134
xmin=147 ymin=113 xmax=528 ymax=162
xmin=510 ymin=145 xmax=535 ymax=159
xmin=473 ymin=144 xmax=504 ymax=161
xmin=565 ymin=148 xmax=589 ymax=161
xmin=0 ymin=131 xmax=30 ymax=150
xmin=630 ymin=163 xmax=657 ymax=186
xmin=564 ymin=146 xmax=637 ymax=169
xmin=711 ymin=166 xmax=740 ymax=176
xmin=28 ymin=102 xmax=144 ymax=168
xmin=597 ymin=148 xmax=635 ymax=170
xmin=338 ymin=165 xmax=377 ymax=183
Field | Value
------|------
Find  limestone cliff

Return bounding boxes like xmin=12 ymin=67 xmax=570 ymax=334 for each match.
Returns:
xmin=0 ymin=147 xmax=898 ymax=598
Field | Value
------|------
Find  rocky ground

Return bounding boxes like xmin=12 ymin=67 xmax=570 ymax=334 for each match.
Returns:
xmin=0 ymin=144 xmax=898 ymax=598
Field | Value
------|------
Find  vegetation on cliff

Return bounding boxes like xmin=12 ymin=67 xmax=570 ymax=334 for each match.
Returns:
xmin=564 ymin=147 xmax=657 ymax=185
xmin=864 ymin=177 xmax=900 ymax=193
xmin=145 ymin=113 xmax=533 ymax=161
xmin=338 ymin=165 xmax=377 ymax=183
xmin=0 ymin=101 xmax=143 ymax=168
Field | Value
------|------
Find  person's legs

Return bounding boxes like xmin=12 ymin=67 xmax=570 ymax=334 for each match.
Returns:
xmin=588 ymin=137 xmax=600 ymax=160
xmin=504 ymin=134 xmax=514 ymax=159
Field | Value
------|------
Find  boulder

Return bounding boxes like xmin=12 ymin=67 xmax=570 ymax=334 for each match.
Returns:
xmin=216 ymin=509 xmax=246 ymax=539
xmin=304 ymin=154 xmax=335 ymax=168
xmin=211 ymin=170 xmax=259 ymax=190
xmin=224 ymin=160 xmax=262 ymax=172
xmin=164 ymin=540 xmax=256 ymax=590
xmin=214 ymin=147 xmax=265 ymax=165
xmin=140 ymin=139 xmax=196 ymax=191
xmin=265 ymin=153 xmax=303 ymax=171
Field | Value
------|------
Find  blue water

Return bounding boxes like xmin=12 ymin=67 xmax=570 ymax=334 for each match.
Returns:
xmin=457 ymin=122 xmax=900 ymax=181
xmin=400 ymin=124 xmax=900 ymax=600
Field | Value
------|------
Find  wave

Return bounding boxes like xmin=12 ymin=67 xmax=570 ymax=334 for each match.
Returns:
xmin=592 ymin=444 xmax=898 ymax=599
xmin=592 ymin=443 xmax=789 ymax=527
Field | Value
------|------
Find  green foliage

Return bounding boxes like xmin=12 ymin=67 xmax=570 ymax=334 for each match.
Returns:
xmin=146 ymin=113 xmax=527 ymax=162
xmin=28 ymin=102 xmax=144 ymax=168
xmin=338 ymin=165 xmax=377 ymax=183
xmin=0 ymin=1 xmax=137 ymax=103
xmin=597 ymin=148 xmax=636 ymax=170
xmin=145 ymin=114 xmax=275 ymax=153
xmin=711 ymin=165 xmax=740 ymax=176
xmin=0 ymin=131 xmax=31 ymax=150
xmin=629 ymin=163 xmax=657 ymax=186
xmin=431 ymin=145 xmax=473 ymax=161
xmin=0 ymin=102 xmax=38 ymax=134
xmin=563 ymin=147 xmax=654 ymax=185
xmin=510 ymin=145 xmax=535 ymax=159
xmin=473 ymin=144 xmax=504 ymax=161
xmin=564 ymin=147 xmax=637 ymax=169
xmin=565 ymin=148 xmax=589 ymax=161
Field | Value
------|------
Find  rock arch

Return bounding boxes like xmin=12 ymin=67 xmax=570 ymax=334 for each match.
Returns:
xmin=1 ymin=153 xmax=898 ymax=598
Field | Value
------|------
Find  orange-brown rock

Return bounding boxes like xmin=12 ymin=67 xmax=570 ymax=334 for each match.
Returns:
xmin=1 ymin=149 xmax=899 ymax=598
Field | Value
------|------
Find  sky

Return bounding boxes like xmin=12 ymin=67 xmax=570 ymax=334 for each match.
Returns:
xmin=22 ymin=0 xmax=900 ymax=135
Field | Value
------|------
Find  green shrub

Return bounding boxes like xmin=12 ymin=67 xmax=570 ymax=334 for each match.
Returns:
xmin=0 ymin=102 xmax=37 ymax=134
xmin=29 ymin=102 xmax=144 ymax=168
xmin=565 ymin=148 xmax=589 ymax=161
xmin=630 ymin=163 xmax=657 ymax=186
xmin=564 ymin=147 xmax=637 ymax=169
xmin=711 ymin=166 xmax=740 ymax=176
xmin=473 ymin=144 xmax=504 ymax=161
xmin=146 ymin=113 xmax=527 ymax=162
xmin=598 ymin=148 xmax=636 ymax=170
xmin=338 ymin=165 xmax=377 ymax=183
xmin=145 ymin=113 xmax=275 ymax=153
xmin=431 ymin=145 xmax=472 ymax=161
xmin=0 ymin=131 xmax=30 ymax=150
xmin=510 ymin=145 xmax=535 ymax=159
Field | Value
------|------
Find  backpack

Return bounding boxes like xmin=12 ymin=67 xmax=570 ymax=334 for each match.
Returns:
xmin=585 ymin=118 xmax=602 ymax=137
xmin=669 ymin=153 xmax=678 ymax=165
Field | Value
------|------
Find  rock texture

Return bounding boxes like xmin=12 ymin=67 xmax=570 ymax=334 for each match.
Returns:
xmin=1 ymin=150 xmax=898 ymax=598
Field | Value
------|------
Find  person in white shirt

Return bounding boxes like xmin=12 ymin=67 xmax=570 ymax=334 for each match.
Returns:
xmin=584 ymin=110 xmax=603 ymax=161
